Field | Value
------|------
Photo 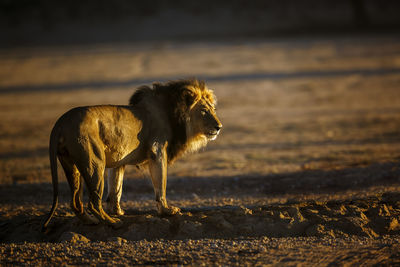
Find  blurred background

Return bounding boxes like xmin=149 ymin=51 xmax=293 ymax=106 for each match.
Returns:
xmin=1 ymin=0 xmax=400 ymax=47
xmin=1 ymin=0 xmax=400 ymax=189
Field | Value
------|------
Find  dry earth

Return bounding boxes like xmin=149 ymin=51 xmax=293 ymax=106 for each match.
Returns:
xmin=1 ymin=35 xmax=400 ymax=265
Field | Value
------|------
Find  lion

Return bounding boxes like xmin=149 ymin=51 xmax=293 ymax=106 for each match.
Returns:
xmin=42 ymin=79 xmax=222 ymax=230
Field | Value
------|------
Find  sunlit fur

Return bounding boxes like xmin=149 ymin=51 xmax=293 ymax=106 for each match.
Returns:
xmin=43 ymin=79 xmax=221 ymax=231
xmin=184 ymin=83 xmax=217 ymax=155
xmin=185 ymin=125 xmax=209 ymax=154
xmin=129 ymin=79 xmax=219 ymax=163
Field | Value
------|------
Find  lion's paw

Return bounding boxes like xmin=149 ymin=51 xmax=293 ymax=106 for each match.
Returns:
xmin=106 ymin=203 xmax=125 ymax=216
xmin=110 ymin=207 xmax=125 ymax=216
xmin=115 ymin=208 xmax=125 ymax=216
xmin=158 ymin=205 xmax=182 ymax=216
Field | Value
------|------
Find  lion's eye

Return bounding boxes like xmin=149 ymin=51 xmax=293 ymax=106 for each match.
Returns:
xmin=201 ymin=110 xmax=206 ymax=116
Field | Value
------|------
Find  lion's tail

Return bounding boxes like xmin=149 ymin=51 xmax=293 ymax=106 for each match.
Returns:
xmin=42 ymin=125 xmax=60 ymax=232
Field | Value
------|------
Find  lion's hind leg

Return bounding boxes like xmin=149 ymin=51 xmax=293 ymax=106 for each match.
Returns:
xmin=78 ymin=158 xmax=123 ymax=229
xmin=59 ymin=156 xmax=99 ymax=225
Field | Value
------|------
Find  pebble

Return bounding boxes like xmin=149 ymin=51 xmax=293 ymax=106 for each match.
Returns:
xmin=107 ymin=237 xmax=128 ymax=246
xmin=59 ymin=232 xmax=90 ymax=243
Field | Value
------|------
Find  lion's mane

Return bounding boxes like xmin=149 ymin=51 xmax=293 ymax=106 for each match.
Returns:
xmin=129 ymin=79 xmax=216 ymax=163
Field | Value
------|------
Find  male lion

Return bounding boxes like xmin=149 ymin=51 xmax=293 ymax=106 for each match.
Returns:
xmin=42 ymin=79 xmax=222 ymax=230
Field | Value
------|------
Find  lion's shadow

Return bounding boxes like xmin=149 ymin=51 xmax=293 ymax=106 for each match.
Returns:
xmin=1 ymin=161 xmax=399 ymax=243
xmin=0 ymin=161 xmax=399 ymax=206
xmin=1 ymin=190 xmax=400 ymax=243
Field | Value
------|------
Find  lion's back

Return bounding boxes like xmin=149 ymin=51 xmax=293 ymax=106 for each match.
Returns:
xmin=53 ymin=106 xmax=95 ymax=136
xmin=53 ymin=105 xmax=147 ymax=158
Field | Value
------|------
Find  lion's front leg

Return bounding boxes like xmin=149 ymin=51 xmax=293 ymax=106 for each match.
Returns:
xmin=105 ymin=165 xmax=126 ymax=216
xmin=148 ymin=142 xmax=181 ymax=216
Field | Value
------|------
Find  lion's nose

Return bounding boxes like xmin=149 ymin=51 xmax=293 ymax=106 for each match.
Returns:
xmin=215 ymin=124 xmax=222 ymax=131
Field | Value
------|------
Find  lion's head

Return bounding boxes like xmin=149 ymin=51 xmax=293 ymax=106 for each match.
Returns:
xmin=129 ymin=79 xmax=222 ymax=162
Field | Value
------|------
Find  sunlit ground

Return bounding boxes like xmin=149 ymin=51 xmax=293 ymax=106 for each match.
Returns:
xmin=1 ymin=36 xmax=400 ymax=184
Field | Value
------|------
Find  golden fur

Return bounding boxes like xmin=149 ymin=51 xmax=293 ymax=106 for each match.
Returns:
xmin=42 ymin=79 xmax=222 ymax=230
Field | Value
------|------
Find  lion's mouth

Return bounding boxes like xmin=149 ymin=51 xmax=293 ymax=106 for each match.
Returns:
xmin=206 ymin=130 xmax=220 ymax=140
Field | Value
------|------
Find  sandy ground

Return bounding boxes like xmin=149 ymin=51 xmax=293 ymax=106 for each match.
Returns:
xmin=1 ymin=35 xmax=400 ymax=265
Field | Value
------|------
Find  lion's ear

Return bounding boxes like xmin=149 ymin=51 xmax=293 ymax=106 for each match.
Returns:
xmin=182 ymin=88 xmax=200 ymax=110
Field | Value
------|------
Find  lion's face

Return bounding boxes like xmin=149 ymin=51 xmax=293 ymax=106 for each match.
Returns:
xmin=189 ymin=99 xmax=222 ymax=141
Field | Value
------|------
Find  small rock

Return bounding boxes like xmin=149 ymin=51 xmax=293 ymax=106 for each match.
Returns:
xmin=279 ymin=212 xmax=290 ymax=220
xmin=338 ymin=205 xmax=347 ymax=215
xmin=389 ymin=218 xmax=400 ymax=231
xmin=59 ymin=232 xmax=90 ymax=243
xmin=288 ymin=207 xmax=305 ymax=222
xmin=359 ymin=212 xmax=369 ymax=222
xmin=380 ymin=204 xmax=391 ymax=217
xmin=233 ymin=206 xmax=252 ymax=216
xmin=53 ymin=256 xmax=63 ymax=262
xmin=107 ymin=237 xmax=128 ymax=245
xmin=240 ymin=206 xmax=253 ymax=215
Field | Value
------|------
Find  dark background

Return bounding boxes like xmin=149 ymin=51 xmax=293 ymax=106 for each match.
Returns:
xmin=2 ymin=0 xmax=400 ymax=47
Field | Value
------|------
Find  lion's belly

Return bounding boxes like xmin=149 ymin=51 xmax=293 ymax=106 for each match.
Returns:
xmin=97 ymin=109 xmax=146 ymax=168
